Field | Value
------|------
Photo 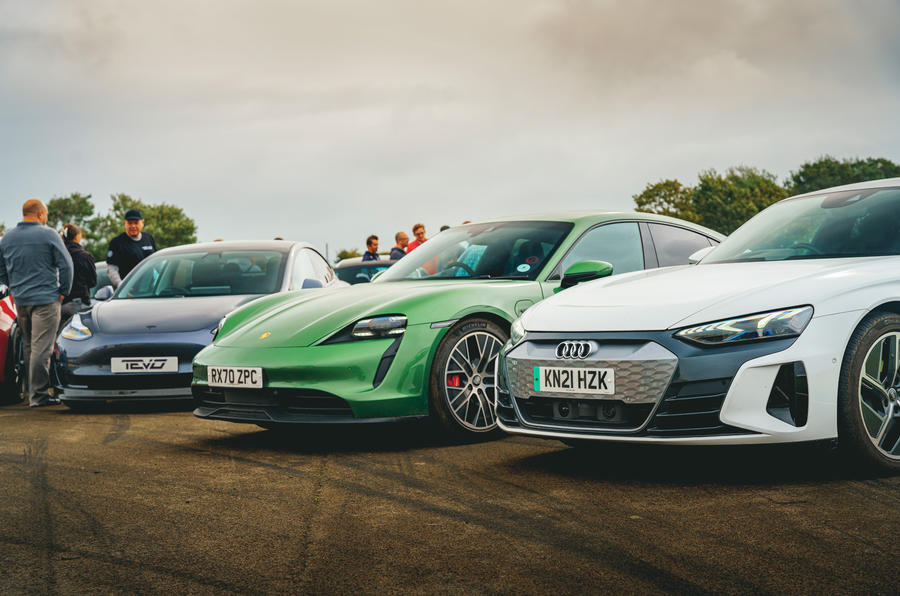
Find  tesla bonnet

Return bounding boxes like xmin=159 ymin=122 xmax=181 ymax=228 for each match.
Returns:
xmin=497 ymin=177 xmax=900 ymax=472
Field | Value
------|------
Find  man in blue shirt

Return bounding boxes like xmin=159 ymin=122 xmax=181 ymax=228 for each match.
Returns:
xmin=362 ymin=235 xmax=379 ymax=262
xmin=0 ymin=199 xmax=73 ymax=407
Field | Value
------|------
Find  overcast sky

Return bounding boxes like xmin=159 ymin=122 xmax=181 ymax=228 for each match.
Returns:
xmin=2 ymin=0 xmax=899 ymax=256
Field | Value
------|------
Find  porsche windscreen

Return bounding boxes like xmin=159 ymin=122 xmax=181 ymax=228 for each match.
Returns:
xmin=116 ymin=250 xmax=287 ymax=298
xmin=705 ymin=187 xmax=900 ymax=263
xmin=376 ymin=221 xmax=573 ymax=281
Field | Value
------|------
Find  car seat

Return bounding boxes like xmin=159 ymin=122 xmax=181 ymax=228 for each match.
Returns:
xmin=856 ymin=204 xmax=900 ymax=254
xmin=506 ymin=240 xmax=545 ymax=275
xmin=810 ymin=217 xmax=857 ymax=255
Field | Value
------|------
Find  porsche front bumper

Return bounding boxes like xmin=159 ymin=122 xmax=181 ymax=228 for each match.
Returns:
xmin=192 ymin=322 xmax=442 ymax=424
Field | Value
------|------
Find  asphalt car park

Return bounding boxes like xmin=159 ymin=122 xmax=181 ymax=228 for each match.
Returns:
xmin=1 ymin=402 xmax=897 ymax=594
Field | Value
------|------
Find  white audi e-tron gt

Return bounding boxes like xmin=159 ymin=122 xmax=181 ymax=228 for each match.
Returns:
xmin=497 ymin=177 xmax=900 ymax=471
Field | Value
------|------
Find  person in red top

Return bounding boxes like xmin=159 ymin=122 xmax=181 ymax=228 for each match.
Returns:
xmin=406 ymin=223 xmax=427 ymax=254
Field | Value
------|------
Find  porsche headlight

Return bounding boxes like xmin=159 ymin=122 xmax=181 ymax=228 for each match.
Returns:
xmin=510 ymin=317 xmax=525 ymax=346
xmin=60 ymin=313 xmax=92 ymax=341
xmin=675 ymin=306 xmax=813 ymax=346
xmin=351 ymin=315 xmax=407 ymax=339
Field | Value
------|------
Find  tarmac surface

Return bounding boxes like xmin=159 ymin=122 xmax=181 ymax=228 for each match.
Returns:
xmin=1 ymin=400 xmax=898 ymax=595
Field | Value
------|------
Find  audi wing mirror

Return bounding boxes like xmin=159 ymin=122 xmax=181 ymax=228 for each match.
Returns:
xmin=559 ymin=260 xmax=613 ymax=291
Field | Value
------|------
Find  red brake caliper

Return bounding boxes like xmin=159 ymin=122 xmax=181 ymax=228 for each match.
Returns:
xmin=446 ymin=375 xmax=461 ymax=387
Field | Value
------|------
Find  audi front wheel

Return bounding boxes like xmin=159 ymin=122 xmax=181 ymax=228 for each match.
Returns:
xmin=838 ymin=311 xmax=900 ymax=473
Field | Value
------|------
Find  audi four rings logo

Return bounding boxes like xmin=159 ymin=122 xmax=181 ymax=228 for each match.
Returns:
xmin=556 ymin=341 xmax=593 ymax=359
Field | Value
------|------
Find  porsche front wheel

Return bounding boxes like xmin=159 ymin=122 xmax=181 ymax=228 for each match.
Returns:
xmin=838 ymin=311 xmax=900 ymax=473
xmin=429 ymin=318 xmax=507 ymax=436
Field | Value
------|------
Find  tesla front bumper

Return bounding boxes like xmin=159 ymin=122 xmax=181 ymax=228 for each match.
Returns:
xmin=497 ymin=312 xmax=859 ymax=445
xmin=54 ymin=330 xmax=210 ymax=402
xmin=192 ymin=323 xmax=441 ymax=424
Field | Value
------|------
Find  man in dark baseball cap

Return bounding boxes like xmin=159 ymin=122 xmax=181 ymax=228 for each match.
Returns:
xmin=106 ymin=208 xmax=157 ymax=286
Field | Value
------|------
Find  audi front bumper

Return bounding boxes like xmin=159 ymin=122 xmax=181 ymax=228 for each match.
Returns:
xmin=496 ymin=312 xmax=858 ymax=445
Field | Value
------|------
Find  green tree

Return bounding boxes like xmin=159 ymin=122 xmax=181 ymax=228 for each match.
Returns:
xmin=633 ymin=179 xmax=698 ymax=222
xmin=692 ymin=167 xmax=788 ymax=234
xmin=47 ymin=192 xmax=95 ymax=230
xmin=0 ymin=222 xmax=6 ymax=236
xmin=85 ymin=193 xmax=198 ymax=260
xmin=786 ymin=156 xmax=900 ymax=195
xmin=335 ymin=249 xmax=361 ymax=263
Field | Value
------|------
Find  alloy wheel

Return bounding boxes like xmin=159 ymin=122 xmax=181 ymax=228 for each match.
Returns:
xmin=443 ymin=331 xmax=503 ymax=431
xmin=858 ymin=331 xmax=900 ymax=459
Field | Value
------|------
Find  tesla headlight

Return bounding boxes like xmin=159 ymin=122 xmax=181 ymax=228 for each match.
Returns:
xmin=60 ymin=313 xmax=92 ymax=341
xmin=351 ymin=315 xmax=407 ymax=339
xmin=675 ymin=306 xmax=813 ymax=346
xmin=510 ymin=317 xmax=525 ymax=346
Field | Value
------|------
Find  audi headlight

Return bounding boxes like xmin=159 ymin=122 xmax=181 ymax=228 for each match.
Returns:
xmin=351 ymin=315 xmax=407 ymax=339
xmin=675 ymin=306 xmax=813 ymax=346
xmin=60 ymin=313 xmax=92 ymax=341
xmin=510 ymin=317 xmax=525 ymax=346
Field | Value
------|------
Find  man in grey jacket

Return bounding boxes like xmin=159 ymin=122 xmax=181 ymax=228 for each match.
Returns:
xmin=0 ymin=199 xmax=73 ymax=407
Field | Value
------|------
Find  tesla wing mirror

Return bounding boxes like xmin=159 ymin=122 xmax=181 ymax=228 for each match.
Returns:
xmin=301 ymin=278 xmax=324 ymax=289
xmin=559 ymin=260 xmax=614 ymax=291
xmin=688 ymin=246 xmax=715 ymax=265
xmin=94 ymin=285 xmax=114 ymax=301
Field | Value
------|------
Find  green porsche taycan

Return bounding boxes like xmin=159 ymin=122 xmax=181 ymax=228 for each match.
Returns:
xmin=192 ymin=213 xmax=722 ymax=435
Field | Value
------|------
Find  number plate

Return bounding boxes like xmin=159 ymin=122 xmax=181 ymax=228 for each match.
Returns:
xmin=533 ymin=366 xmax=615 ymax=395
xmin=111 ymin=357 xmax=178 ymax=374
xmin=208 ymin=366 xmax=263 ymax=389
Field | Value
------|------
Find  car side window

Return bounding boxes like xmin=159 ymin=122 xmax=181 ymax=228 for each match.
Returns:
xmin=307 ymin=250 xmax=334 ymax=283
xmin=649 ymin=224 xmax=715 ymax=267
xmin=553 ymin=222 xmax=644 ymax=279
xmin=290 ymin=251 xmax=317 ymax=290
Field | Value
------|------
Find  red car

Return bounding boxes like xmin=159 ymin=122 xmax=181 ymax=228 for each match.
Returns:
xmin=0 ymin=292 xmax=20 ymax=402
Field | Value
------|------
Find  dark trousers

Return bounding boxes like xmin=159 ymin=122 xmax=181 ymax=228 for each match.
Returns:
xmin=18 ymin=302 xmax=61 ymax=406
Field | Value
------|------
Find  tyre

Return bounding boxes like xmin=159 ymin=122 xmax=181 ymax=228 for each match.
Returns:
xmin=838 ymin=311 xmax=900 ymax=473
xmin=0 ymin=345 xmax=18 ymax=403
xmin=428 ymin=317 xmax=508 ymax=436
xmin=0 ymin=327 xmax=24 ymax=404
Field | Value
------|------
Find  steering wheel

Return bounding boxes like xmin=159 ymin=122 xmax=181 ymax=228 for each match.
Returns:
xmin=443 ymin=261 xmax=476 ymax=276
xmin=791 ymin=243 xmax=822 ymax=255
